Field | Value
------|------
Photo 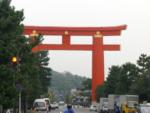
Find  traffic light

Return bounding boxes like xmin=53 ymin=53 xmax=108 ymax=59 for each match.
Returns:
xmin=11 ymin=56 xmax=17 ymax=63
xmin=11 ymin=56 xmax=18 ymax=66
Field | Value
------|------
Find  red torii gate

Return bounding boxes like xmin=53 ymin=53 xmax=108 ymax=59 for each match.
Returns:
xmin=23 ymin=25 xmax=127 ymax=101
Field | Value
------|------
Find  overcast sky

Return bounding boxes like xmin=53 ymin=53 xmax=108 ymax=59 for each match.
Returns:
xmin=11 ymin=0 xmax=150 ymax=78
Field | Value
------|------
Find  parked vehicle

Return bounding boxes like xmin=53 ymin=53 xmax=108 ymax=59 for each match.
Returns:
xmin=108 ymin=94 xmax=139 ymax=113
xmin=50 ymin=102 xmax=59 ymax=109
xmin=98 ymin=98 xmax=108 ymax=113
xmin=90 ymin=105 xmax=97 ymax=112
xmin=108 ymin=94 xmax=120 ymax=113
xmin=33 ymin=99 xmax=48 ymax=112
xmin=59 ymin=101 xmax=65 ymax=106
xmin=119 ymin=95 xmax=139 ymax=113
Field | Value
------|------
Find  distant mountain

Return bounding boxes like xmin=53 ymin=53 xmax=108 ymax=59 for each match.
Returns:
xmin=50 ymin=70 xmax=87 ymax=96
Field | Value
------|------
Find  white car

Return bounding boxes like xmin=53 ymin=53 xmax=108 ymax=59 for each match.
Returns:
xmin=90 ymin=105 xmax=97 ymax=112
xmin=50 ymin=102 xmax=59 ymax=109
xmin=59 ymin=101 xmax=65 ymax=106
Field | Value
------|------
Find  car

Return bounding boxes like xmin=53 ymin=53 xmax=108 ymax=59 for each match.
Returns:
xmin=90 ymin=105 xmax=97 ymax=112
xmin=59 ymin=101 xmax=65 ymax=106
xmin=50 ymin=102 xmax=59 ymax=109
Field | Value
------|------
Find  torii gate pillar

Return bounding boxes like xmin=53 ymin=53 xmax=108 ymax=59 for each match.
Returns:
xmin=23 ymin=25 xmax=127 ymax=102
xmin=92 ymin=33 xmax=104 ymax=101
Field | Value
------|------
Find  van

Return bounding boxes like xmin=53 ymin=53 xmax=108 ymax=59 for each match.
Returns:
xmin=33 ymin=99 xmax=48 ymax=111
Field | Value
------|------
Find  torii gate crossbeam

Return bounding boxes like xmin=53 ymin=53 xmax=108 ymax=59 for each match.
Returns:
xmin=24 ymin=25 xmax=127 ymax=102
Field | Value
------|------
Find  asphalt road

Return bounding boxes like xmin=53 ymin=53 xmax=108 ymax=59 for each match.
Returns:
xmin=50 ymin=105 xmax=97 ymax=113
xmin=35 ymin=105 xmax=97 ymax=113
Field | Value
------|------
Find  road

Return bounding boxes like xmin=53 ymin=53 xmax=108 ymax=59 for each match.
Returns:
xmin=36 ymin=105 xmax=97 ymax=113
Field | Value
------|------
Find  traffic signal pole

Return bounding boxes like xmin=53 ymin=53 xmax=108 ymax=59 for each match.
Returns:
xmin=12 ymin=56 xmax=22 ymax=113
xmin=19 ymin=91 xmax=21 ymax=113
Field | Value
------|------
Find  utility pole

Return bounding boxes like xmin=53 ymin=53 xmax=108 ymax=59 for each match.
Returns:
xmin=12 ymin=56 xmax=22 ymax=113
xmin=15 ymin=82 xmax=22 ymax=113
xmin=19 ymin=91 xmax=21 ymax=113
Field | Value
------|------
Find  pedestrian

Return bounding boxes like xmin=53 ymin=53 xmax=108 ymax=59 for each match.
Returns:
xmin=64 ymin=104 xmax=75 ymax=113
xmin=114 ymin=103 xmax=120 ymax=113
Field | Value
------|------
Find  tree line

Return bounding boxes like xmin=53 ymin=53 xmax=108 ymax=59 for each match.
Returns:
xmin=50 ymin=71 xmax=87 ymax=98
xmin=0 ymin=0 xmax=51 ymax=111
xmin=96 ymin=54 xmax=150 ymax=102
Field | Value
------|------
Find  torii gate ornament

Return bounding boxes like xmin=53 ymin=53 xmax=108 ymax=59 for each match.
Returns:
xmin=24 ymin=25 xmax=127 ymax=102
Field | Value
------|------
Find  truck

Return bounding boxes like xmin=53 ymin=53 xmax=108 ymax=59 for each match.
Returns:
xmin=108 ymin=94 xmax=120 ymax=113
xmin=119 ymin=95 xmax=139 ymax=113
xmin=108 ymin=94 xmax=139 ymax=113
xmin=98 ymin=98 xmax=108 ymax=113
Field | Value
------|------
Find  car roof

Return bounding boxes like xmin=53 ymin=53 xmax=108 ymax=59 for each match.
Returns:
xmin=34 ymin=99 xmax=46 ymax=102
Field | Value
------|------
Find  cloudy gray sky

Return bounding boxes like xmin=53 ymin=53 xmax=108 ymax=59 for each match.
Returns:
xmin=11 ymin=0 xmax=150 ymax=78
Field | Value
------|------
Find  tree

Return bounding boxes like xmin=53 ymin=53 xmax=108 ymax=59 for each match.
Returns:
xmin=38 ymin=51 xmax=51 ymax=93
xmin=0 ymin=0 xmax=51 ymax=109
xmin=105 ymin=65 xmax=121 ymax=94
xmin=0 ymin=0 xmax=24 ymax=108
xmin=115 ymin=63 xmax=139 ymax=94
xmin=95 ymin=54 xmax=150 ymax=102
xmin=103 ymin=63 xmax=139 ymax=96
xmin=137 ymin=54 xmax=150 ymax=74
xmin=95 ymin=83 xmax=106 ymax=102
xmin=130 ymin=67 xmax=150 ymax=101
xmin=129 ymin=54 xmax=150 ymax=101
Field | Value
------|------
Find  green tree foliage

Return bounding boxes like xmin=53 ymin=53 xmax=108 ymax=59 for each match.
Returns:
xmin=96 ymin=54 xmax=150 ymax=101
xmin=95 ymin=63 xmax=139 ymax=101
xmin=38 ymin=51 xmax=51 ymax=93
xmin=130 ymin=54 xmax=150 ymax=101
xmin=105 ymin=66 xmax=121 ymax=94
xmin=115 ymin=63 xmax=139 ymax=94
xmin=137 ymin=54 xmax=150 ymax=74
xmin=0 ymin=0 xmax=51 ymax=109
xmin=129 ymin=72 xmax=150 ymax=101
xmin=0 ymin=0 xmax=24 ymax=108
xmin=95 ymin=83 xmax=106 ymax=102
xmin=51 ymin=71 xmax=86 ymax=98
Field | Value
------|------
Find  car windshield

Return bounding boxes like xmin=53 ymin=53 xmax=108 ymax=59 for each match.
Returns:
xmin=128 ymin=101 xmax=138 ymax=108
xmin=34 ymin=102 xmax=45 ymax=107
xmin=91 ymin=105 xmax=96 ymax=108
